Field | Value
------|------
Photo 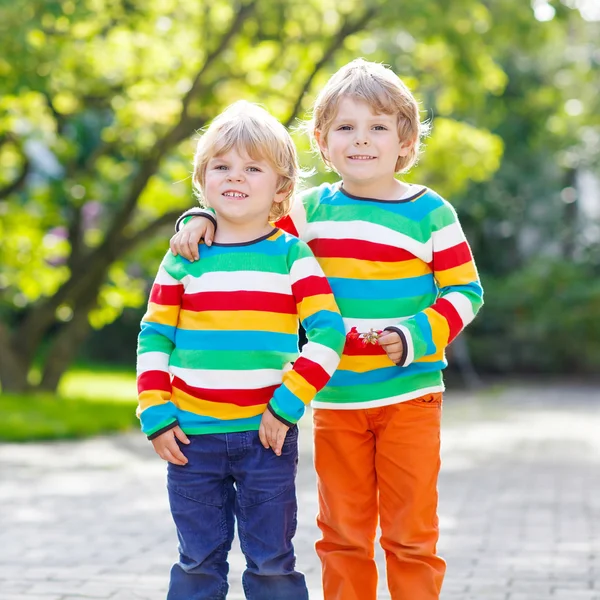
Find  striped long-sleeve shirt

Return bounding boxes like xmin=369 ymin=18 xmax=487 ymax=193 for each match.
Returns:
xmin=180 ymin=182 xmax=483 ymax=409
xmin=136 ymin=228 xmax=346 ymax=438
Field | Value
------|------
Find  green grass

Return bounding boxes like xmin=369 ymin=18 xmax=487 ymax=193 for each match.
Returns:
xmin=0 ymin=365 xmax=139 ymax=442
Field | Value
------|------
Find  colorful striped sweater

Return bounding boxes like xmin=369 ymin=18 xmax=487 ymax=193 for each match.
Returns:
xmin=136 ymin=228 xmax=346 ymax=438
xmin=180 ymin=182 xmax=484 ymax=409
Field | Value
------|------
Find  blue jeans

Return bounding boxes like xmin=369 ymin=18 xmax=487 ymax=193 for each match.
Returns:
xmin=166 ymin=427 xmax=308 ymax=600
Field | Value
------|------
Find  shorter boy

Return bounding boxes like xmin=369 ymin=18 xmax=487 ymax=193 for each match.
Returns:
xmin=136 ymin=101 xmax=345 ymax=600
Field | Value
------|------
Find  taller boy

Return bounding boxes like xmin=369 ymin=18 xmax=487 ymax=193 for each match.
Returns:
xmin=173 ymin=59 xmax=484 ymax=600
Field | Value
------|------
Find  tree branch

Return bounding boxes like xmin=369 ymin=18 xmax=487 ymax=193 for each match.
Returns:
xmin=116 ymin=208 xmax=191 ymax=256
xmin=181 ymin=1 xmax=258 ymax=117
xmin=0 ymin=134 xmax=31 ymax=201
xmin=283 ymin=7 xmax=379 ymax=128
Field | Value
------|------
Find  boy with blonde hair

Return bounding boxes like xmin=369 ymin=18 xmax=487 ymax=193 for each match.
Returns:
xmin=171 ymin=60 xmax=484 ymax=600
xmin=137 ymin=101 xmax=345 ymax=600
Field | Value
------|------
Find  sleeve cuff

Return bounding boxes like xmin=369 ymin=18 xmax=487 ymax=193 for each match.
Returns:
xmin=383 ymin=326 xmax=409 ymax=367
xmin=267 ymin=403 xmax=296 ymax=428
xmin=147 ymin=420 xmax=179 ymax=440
xmin=175 ymin=210 xmax=218 ymax=233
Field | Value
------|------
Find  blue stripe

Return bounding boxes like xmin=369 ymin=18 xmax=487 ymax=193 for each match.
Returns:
xmin=301 ymin=309 xmax=346 ymax=338
xmin=140 ymin=321 xmax=176 ymax=343
xmin=271 ymin=384 xmax=305 ymax=423
xmin=140 ymin=402 xmax=177 ymax=435
xmin=176 ymin=408 xmax=262 ymax=430
xmin=330 ymin=361 xmax=447 ymax=386
xmin=175 ymin=329 xmax=299 ymax=352
xmin=328 ymin=275 xmax=437 ymax=300
xmin=414 ymin=312 xmax=436 ymax=356
xmin=317 ymin=184 xmax=445 ymax=221
xmin=201 ymin=237 xmax=290 ymax=258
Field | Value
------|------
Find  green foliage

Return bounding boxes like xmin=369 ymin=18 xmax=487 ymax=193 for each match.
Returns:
xmin=0 ymin=0 xmax=599 ymax=383
xmin=471 ymin=260 xmax=600 ymax=373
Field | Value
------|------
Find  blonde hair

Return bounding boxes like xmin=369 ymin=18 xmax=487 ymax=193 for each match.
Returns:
xmin=193 ymin=101 xmax=299 ymax=221
xmin=309 ymin=59 xmax=429 ymax=173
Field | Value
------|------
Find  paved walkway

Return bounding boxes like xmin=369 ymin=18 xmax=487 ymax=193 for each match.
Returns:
xmin=1 ymin=382 xmax=599 ymax=600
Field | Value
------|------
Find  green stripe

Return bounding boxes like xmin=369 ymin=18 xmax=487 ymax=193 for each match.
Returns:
xmin=336 ymin=297 xmax=434 ymax=319
xmin=314 ymin=204 xmax=429 ymax=242
xmin=316 ymin=371 xmax=443 ymax=403
xmin=170 ymin=349 xmax=297 ymax=370
xmin=138 ymin=334 xmax=173 ymax=354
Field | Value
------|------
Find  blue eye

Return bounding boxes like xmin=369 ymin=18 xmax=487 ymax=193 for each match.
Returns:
xmin=338 ymin=125 xmax=352 ymax=131
xmin=373 ymin=125 xmax=388 ymax=131
xmin=247 ymin=166 xmax=261 ymax=172
xmin=215 ymin=165 xmax=228 ymax=170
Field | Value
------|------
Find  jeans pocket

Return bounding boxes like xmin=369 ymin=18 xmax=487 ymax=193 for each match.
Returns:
xmin=237 ymin=430 xmax=298 ymax=508
xmin=406 ymin=393 xmax=443 ymax=408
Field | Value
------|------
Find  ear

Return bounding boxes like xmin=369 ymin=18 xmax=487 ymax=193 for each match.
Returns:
xmin=398 ymin=137 xmax=416 ymax=158
xmin=273 ymin=184 xmax=291 ymax=205
xmin=315 ymin=130 xmax=329 ymax=160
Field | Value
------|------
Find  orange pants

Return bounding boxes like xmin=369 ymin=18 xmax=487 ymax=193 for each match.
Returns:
xmin=313 ymin=393 xmax=446 ymax=600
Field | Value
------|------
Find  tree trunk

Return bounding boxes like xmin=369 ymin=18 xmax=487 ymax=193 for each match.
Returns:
xmin=0 ymin=337 xmax=32 ymax=393
xmin=39 ymin=308 xmax=94 ymax=392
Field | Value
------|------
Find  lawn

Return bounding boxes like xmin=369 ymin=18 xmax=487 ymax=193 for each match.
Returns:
xmin=0 ymin=365 xmax=139 ymax=442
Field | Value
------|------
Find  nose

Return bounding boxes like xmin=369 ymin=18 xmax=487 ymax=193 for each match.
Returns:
xmin=226 ymin=170 xmax=245 ymax=182
xmin=353 ymin=134 xmax=370 ymax=146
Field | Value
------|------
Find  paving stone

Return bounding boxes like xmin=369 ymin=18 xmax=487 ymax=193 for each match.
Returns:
xmin=1 ymin=382 xmax=599 ymax=599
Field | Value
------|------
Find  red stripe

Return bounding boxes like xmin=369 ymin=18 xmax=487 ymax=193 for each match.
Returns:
xmin=431 ymin=298 xmax=463 ymax=343
xmin=292 ymin=357 xmax=331 ymax=391
xmin=137 ymin=370 xmax=171 ymax=394
xmin=291 ymin=276 xmax=333 ymax=303
xmin=433 ymin=242 xmax=473 ymax=271
xmin=150 ymin=283 xmax=184 ymax=306
xmin=182 ymin=291 xmax=297 ymax=314
xmin=308 ymin=238 xmax=416 ymax=262
xmin=172 ymin=376 xmax=277 ymax=407
xmin=342 ymin=342 xmax=387 ymax=356
xmin=275 ymin=215 xmax=299 ymax=237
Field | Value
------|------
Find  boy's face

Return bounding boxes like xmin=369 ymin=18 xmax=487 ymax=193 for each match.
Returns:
xmin=317 ymin=97 xmax=411 ymax=190
xmin=204 ymin=148 xmax=286 ymax=226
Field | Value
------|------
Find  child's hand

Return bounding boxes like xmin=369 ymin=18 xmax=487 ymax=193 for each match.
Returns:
xmin=150 ymin=426 xmax=190 ymax=465
xmin=378 ymin=330 xmax=405 ymax=364
xmin=169 ymin=217 xmax=215 ymax=261
xmin=259 ymin=409 xmax=290 ymax=456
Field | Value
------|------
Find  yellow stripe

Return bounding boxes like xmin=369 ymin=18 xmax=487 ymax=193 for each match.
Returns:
xmin=423 ymin=308 xmax=449 ymax=355
xmin=338 ymin=353 xmax=395 ymax=372
xmin=178 ymin=309 xmax=298 ymax=333
xmin=416 ymin=351 xmax=445 ymax=363
xmin=282 ymin=369 xmax=316 ymax=405
xmin=319 ymin=257 xmax=431 ymax=280
xmin=145 ymin=303 xmax=179 ymax=327
xmin=172 ymin=387 xmax=267 ymax=420
xmin=297 ymin=294 xmax=339 ymax=321
xmin=436 ymin=262 xmax=478 ymax=287
xmin=138 ymin=390 xmax=171 ymax=412
xmin=266 ymin=229 xmax=284 ymax=241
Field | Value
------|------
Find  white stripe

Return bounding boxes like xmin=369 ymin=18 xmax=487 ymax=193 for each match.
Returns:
xmin=443 ymin=292 xmax=475 ymax=325
xmin=394 ymin=324 xmax=415 ymax=366
xmin=170 ymin=366 xmax=283 ymax=390
xmin=289 ymin=256 xmax=325 ymax=285
xmin=304 ymin=220 xmax=431 ymax=263
xmin=185 ymin=271 xmax=291 ymax=295
xmin=300 ymin=341 xmax=341 ymax=377
xmin=155 ymin=267 xmax=181 ymax=286
xmin=288 ymin=195 xmax=308 ymax=238
xmin=312 ymin=385 xmax=445 ymax=409
xmin=136 ymin=351 xmax=170 ymax=375
xmin=342 ymin=316 xmax=408 ymax=334
xmin=432 ymin=221 xmax=465 ymax=252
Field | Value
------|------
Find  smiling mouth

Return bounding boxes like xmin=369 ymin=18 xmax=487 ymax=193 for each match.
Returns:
xmin=222 ymin=191 xmax=248 ymax=198
xmin=348 ymin=155 xmax=376 ymax=160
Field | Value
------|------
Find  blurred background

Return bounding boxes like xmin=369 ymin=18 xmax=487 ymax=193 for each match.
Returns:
xmin=0 ymin=0 xmax=599 ymax=441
